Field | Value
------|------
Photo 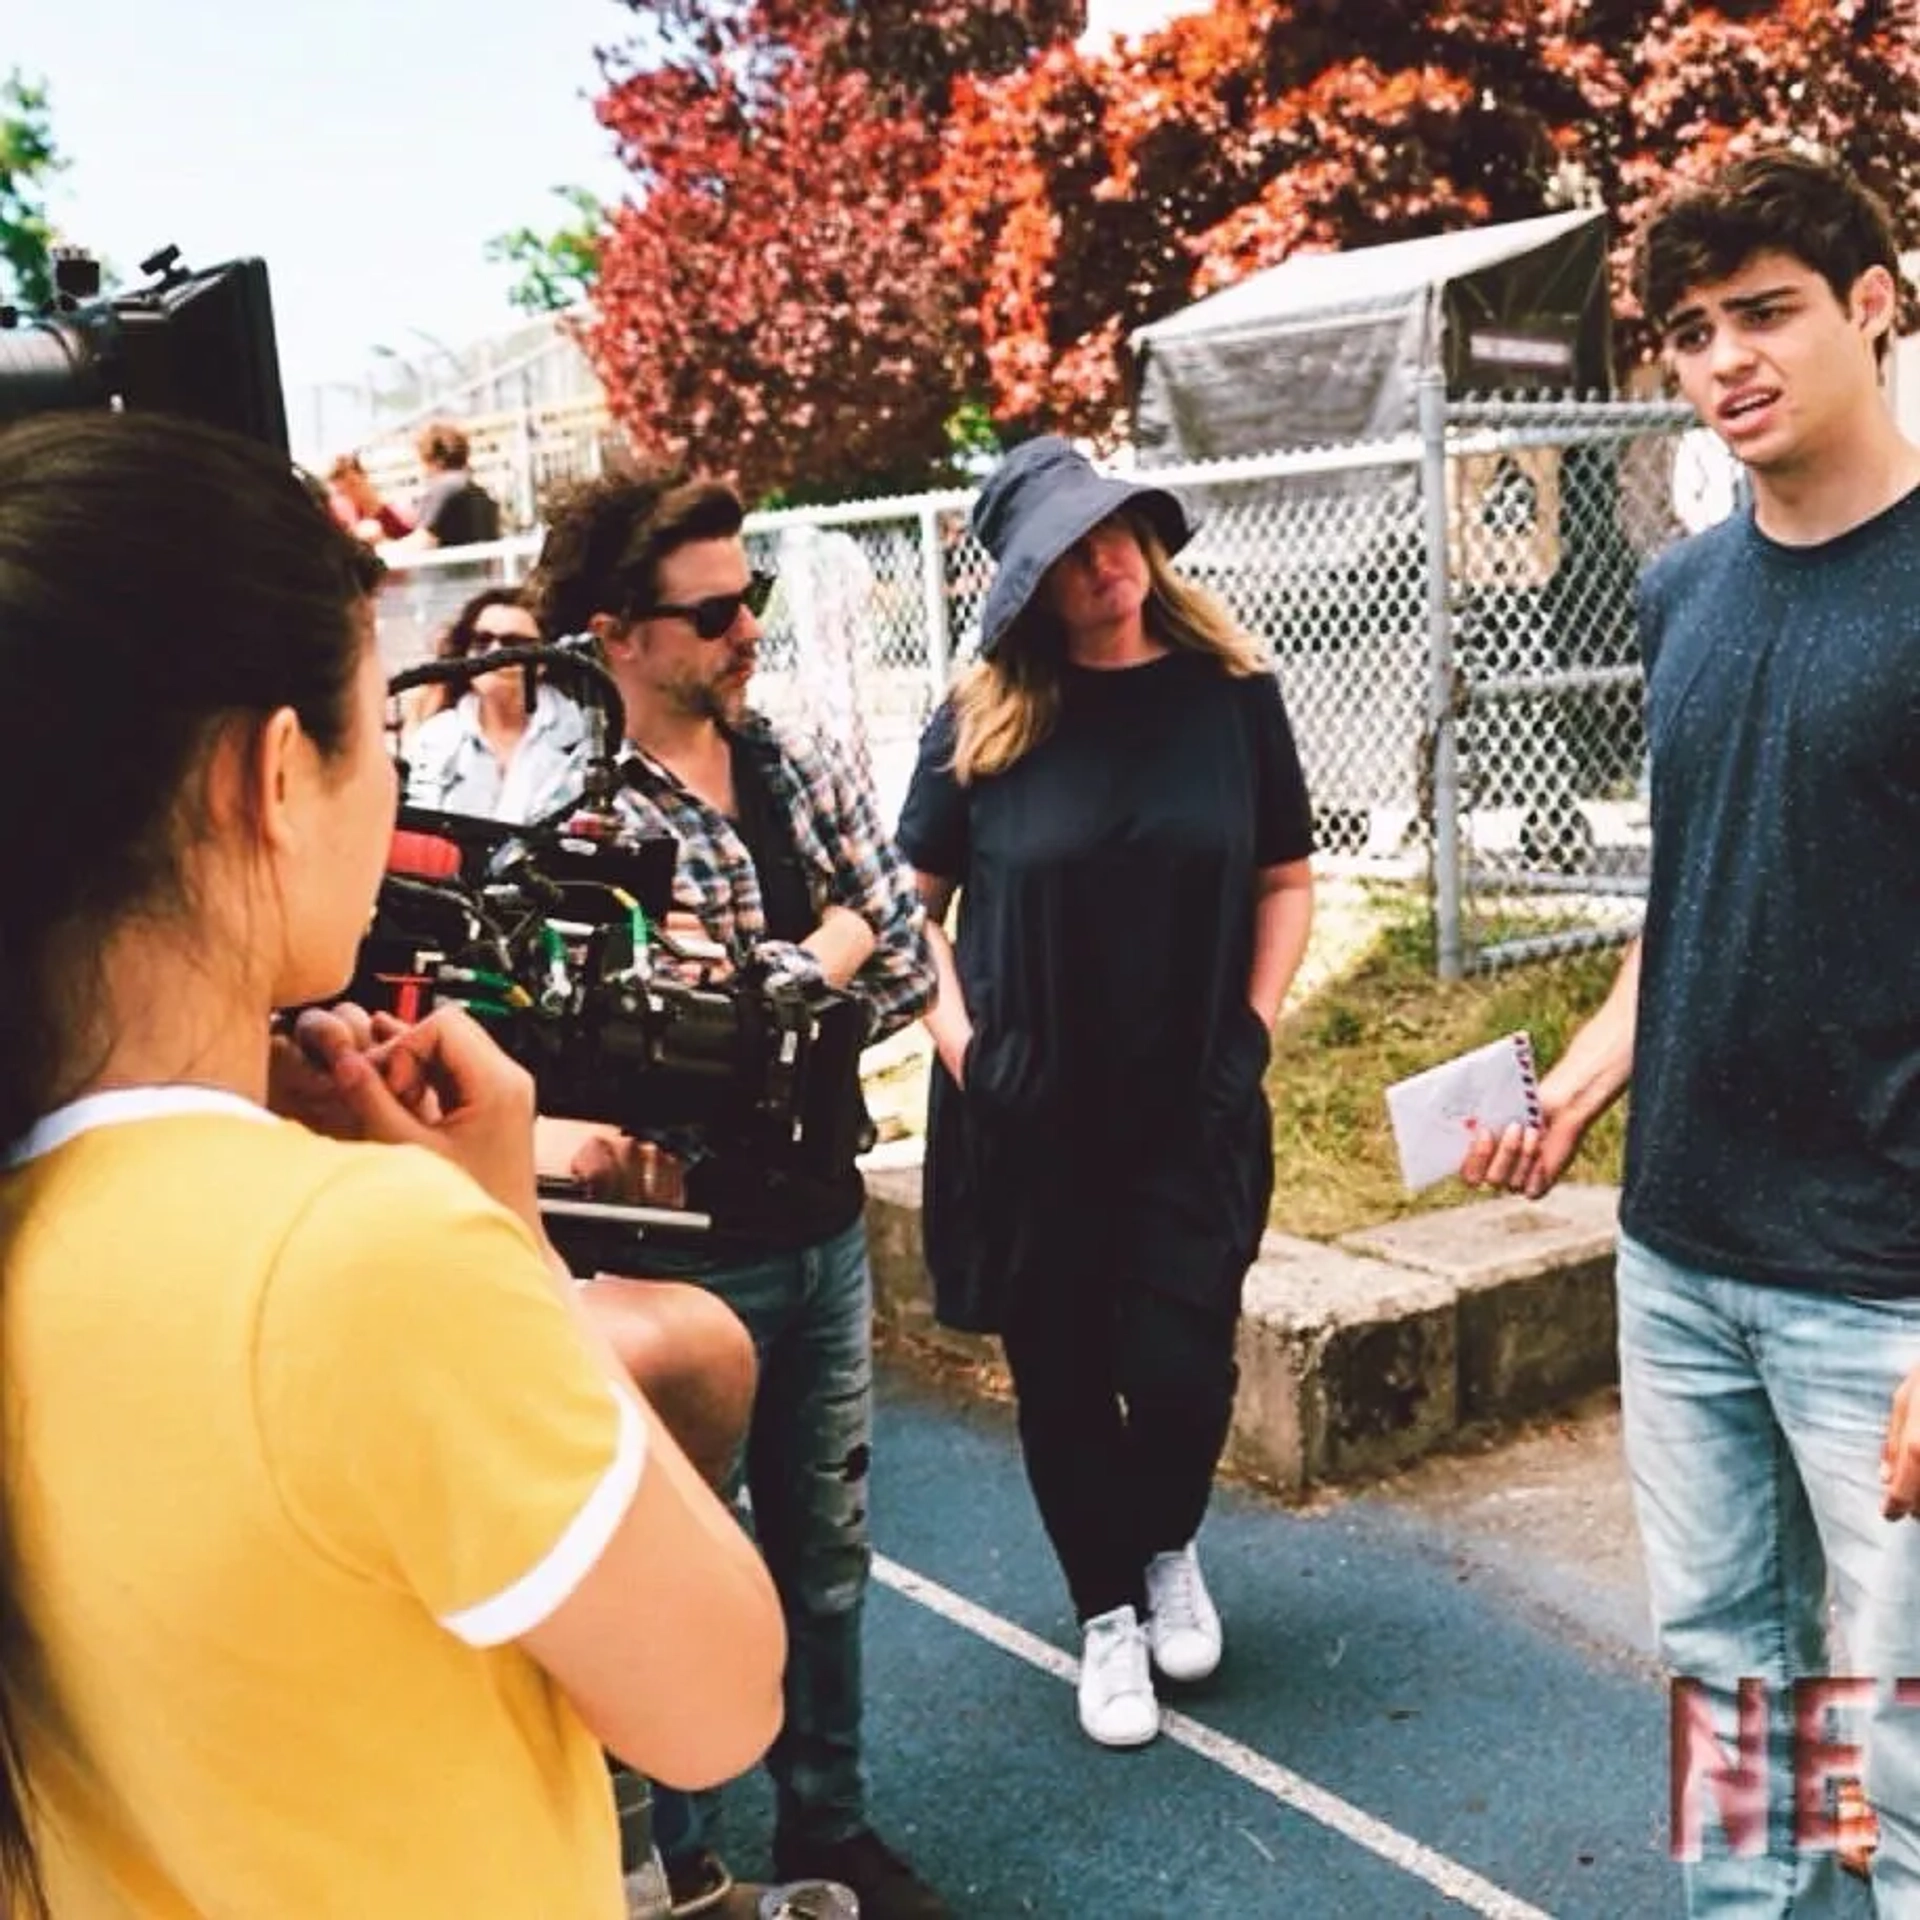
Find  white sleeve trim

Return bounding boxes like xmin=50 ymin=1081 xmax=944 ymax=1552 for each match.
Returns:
xmin=438 ymin=1386 xmax=646 ymax=1648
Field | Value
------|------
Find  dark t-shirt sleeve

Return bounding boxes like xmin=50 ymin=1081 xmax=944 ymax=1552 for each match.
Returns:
xmin=1246 ymin=671 xmax=1315 ymax=867
xmin=418 ymin=474 xmax=500 ymax=546
xmin=896 ymin=699 xmax=969 ymax=877
xmin=468 ymin=487 xmax=502 ymax=542
xmin=415 ymin=473 xmax=460 ymax=540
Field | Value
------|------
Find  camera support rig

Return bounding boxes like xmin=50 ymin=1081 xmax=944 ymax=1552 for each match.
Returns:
xmin=360 ymin=639 xmax=871 ymax=1254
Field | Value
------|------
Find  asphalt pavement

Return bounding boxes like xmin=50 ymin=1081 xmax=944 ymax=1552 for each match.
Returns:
xmin=701 ymin=1365 xmax=1751 ymax=1919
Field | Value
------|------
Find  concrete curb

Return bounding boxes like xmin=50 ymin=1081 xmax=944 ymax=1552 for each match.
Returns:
xmin=862 ymin=1160 xmax=1620 ymax=1497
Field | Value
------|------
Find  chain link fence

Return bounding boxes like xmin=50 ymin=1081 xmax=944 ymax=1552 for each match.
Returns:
xmin=1440 ymin=395 xmax=1720 ymax=971
xmin=376 ymin=384 xmax=1736 ymax=976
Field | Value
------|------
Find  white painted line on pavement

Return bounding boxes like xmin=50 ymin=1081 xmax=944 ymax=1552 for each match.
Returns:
xmin=874 ymin=1553 xmax=1558 ymax=1920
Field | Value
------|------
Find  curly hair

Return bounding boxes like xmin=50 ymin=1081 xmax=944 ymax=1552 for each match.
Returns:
xmin=410 ymin=586 xmax=539 ymax=720
xmin=529 ymin=473 xmax=743 ymax=640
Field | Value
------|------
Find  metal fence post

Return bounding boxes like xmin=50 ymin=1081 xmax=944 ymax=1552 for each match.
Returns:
xmin=1419 ymin=372 xmax=1464 ymax=981
xmin=512 ymin=367 xmax=537 ymax=530
xmin=919 ymin=503 xmax=952 ymax=705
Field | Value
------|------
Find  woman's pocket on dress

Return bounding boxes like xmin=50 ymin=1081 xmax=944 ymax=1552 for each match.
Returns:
xmin=1203 ymin=1002 xmax=1272 ymax=1117
xmin=961 ymin=1023 xmax=1049 ymax=1122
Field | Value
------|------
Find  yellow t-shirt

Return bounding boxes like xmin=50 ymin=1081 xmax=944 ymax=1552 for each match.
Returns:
xmin=0 ymin=1091 xmax=639 ymax=1918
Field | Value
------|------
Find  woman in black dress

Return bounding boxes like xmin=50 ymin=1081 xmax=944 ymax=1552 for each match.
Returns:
xmin=897 ymin=437 xmax=1316 ymax=1748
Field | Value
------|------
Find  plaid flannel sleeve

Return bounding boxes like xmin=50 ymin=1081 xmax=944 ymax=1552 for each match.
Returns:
xmin=758 ymin=730 xmax=934 ymax=1044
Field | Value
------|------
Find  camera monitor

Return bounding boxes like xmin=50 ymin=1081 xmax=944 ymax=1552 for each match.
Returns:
xmin=0 ymin=246 xmax=289 ymax=451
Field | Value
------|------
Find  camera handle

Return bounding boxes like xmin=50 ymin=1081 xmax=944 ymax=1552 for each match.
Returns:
xmin=537 ymin=1182 xmax=713 ymax=1240
xmin=540 ymin=1195 xmax=714 ymax=1234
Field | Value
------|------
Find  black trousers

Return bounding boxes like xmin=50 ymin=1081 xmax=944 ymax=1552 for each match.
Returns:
xmin=1000 ymin=1265 xmax=1240 ymax=1623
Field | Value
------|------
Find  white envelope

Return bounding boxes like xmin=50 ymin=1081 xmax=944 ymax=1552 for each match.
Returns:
xmin=1384 ymin=1032 xmax=1542 ymax=1193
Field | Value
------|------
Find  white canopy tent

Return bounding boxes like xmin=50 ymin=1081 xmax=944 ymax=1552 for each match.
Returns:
xmin=1130 ymin=209 xmax=1612 ymax=462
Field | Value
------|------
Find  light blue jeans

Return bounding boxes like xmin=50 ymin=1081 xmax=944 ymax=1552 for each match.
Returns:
xmin=651 ymin=1216 xmax=875 ymax=1863
xmin=1618 ymin=1234 xmax=1920 ymax=1916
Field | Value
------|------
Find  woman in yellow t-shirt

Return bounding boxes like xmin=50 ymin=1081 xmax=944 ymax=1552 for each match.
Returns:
xmin=0 ymin=410 xmax=785 ymax=1919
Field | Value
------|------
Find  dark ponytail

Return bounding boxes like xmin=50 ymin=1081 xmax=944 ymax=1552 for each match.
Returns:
xmin=0 ymin=409 xmax=374 ymax=1909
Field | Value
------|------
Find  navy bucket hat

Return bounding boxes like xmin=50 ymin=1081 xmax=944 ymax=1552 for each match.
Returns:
xmin=969 ymin=435 xmax=1196 ymax=657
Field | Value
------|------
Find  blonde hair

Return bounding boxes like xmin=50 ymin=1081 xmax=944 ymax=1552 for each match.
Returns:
xmin=949 ymin=510 xmax=1263 ymax=784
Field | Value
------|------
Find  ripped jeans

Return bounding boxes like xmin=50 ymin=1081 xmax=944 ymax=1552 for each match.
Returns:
xmin=651 ymin=1216 xmax=876 ymax=1860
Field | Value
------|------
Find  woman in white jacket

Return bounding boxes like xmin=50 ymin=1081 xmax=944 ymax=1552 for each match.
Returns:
xmin=404 ymin=586 xmax=588 ymax=824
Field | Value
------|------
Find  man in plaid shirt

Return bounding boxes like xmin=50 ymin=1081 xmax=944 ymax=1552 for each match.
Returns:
xmin=532 ymin=473 xmax=947 ymax=1920
xmin=611 ymin=707 xmax=931 ymax=1046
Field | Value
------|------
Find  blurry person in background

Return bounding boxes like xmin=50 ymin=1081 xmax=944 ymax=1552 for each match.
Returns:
xmin=325 ymin=451 xmax=413 ymax=543
xmin=390 ymin=419 xmax=503 ymax=551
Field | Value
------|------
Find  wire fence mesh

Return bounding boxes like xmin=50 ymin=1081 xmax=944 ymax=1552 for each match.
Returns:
xmin=375 ymin=389 xmax=1738 ymax=976
xmin=1444 ymin=399 xmax=1720 ymax=968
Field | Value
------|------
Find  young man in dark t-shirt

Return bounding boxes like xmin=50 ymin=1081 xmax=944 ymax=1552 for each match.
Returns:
xmin=1465 ymin=151 xmax=1920 ymax=1913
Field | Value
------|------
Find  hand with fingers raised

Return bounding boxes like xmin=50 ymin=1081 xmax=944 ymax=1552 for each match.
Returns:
xmin=269 ymin=1004 xmax=426 ymax=1140
xmin=275 ymin=1003 xmax=545 ymax=1241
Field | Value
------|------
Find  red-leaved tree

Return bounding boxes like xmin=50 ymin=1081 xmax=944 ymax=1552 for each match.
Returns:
xmin=584 ymin=0 xmax=1078 ymax=504
xmin=939 ymin=0 xmax=1920 ymax=441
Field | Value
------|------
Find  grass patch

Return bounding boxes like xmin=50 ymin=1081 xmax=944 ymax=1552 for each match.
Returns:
xmin=1269 ymin=888 xmax=1629 ymax=1239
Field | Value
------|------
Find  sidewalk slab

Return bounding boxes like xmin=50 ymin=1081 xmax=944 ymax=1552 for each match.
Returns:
xmin=1232 ymin=1233 xmax=1458 ymax=1493
xmin=1338 ymin=1187 xmax=1620 ymax=1424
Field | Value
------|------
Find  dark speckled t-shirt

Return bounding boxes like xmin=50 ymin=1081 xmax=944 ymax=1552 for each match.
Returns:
xmin=1623 ymin=484 xmax=1920 ymax=1294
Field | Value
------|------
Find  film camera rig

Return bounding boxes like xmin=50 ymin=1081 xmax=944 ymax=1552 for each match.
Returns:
xmin=0 ymin=242 xmax=873 ymax=1244
xmin=363 ymin=642 xmax=873 ymax=1246
xmin=0 ymin=243 xmax=287 ymax=444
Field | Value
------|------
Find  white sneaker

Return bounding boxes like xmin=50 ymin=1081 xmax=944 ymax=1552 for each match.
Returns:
xmin=1077 ymin=1604 xmax=1159 ymax=1748
xmin=1146 ymin=1541 xmax=1222 ymax=1682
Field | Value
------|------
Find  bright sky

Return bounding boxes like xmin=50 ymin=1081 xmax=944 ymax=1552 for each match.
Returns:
xmin=1084 ymin=0 xmax=1189 ymax=43
xmin=11 ymin=0 xmax=636 ymax=395
xmin=12 ymin=0 xmax=1182 ymax=441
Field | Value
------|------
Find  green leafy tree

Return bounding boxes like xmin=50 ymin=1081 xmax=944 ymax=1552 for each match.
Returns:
xmin=0 ymin=71 xmax=62 ymax=310
xmin=485 ymin=184 xmax=606 ymax=315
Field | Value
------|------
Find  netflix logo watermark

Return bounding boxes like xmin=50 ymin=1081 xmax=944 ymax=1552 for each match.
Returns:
xmin=1669 ymin=1677 xmax=1904 ymax=1861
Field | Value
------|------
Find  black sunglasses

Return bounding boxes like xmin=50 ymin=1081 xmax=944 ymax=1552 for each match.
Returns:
xmin=632 ymin=570 xmax=777 ymax=642
xmin=467 ymin=626 xmax=536 ymax=653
